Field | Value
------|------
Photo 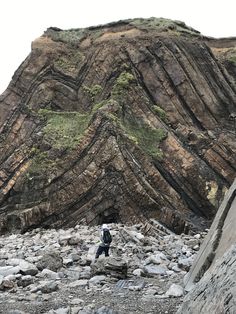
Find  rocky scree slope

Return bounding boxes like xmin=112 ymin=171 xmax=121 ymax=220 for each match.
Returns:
xmin=0 ymin=221 xmax=206 ymax=314
xmin=0 ymin=18 xmax=235 ymax=234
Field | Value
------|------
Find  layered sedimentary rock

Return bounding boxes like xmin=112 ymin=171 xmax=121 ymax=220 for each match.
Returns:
xmin=178 ymin=179 xmax=236 ymax=313
xmin=0 ymin=18 xmax=235 ymax=234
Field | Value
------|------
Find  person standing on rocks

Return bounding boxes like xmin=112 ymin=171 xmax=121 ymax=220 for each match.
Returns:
xmin=95 ymin=224 xmax=112 ymax=259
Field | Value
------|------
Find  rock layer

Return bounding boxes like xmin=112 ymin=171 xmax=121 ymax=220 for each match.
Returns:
xmin=183 ymin=178 xmax=236 ymax=291
xmin=178 ymin=245 xmax=236 ymax=314
xmin=178 ymin=178 xmax=236 ymax=313
xmin=0 ymin=18 xmax=235 ymax=234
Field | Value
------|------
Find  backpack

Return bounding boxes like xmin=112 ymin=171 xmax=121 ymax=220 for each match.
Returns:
xmin=103 ymin=229 xmax=112 ymax=244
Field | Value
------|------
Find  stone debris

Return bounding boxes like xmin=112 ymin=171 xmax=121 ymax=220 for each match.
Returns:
xmin=0 ymin=222 xmax=205 ymax=313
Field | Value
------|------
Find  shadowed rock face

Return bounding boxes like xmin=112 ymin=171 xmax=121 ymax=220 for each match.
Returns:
xmin=178 ymin=179 xmax=236 ymax=313
xmin=0 ymin=18 xmax=235 ymax=234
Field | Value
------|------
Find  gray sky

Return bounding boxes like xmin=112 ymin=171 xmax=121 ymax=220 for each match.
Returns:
xmin=0 ymin=0 xmax=235 ymax=94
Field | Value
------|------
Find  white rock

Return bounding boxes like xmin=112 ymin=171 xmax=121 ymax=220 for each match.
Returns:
xmin=54 ymin=308 xmax=70 ymax=314
xmin=41 ymin=269 xmax=60 ymax=280
xmin=133 ymin=268 xmax=143 ymax=276
xmin=143 ymin=265 xmax=167 ymax=276
xmin=166 ymin=270 xmax=174 ymax=276
xmin=70 ymin=279 xmax=88 ymax=287
xmin=86 ymin=246 xmax=97 ymax=262
xmin=165 ymin=284 xmax=184 ymax=297
xmin=89 ymin=275 xmax=106 ymax=285
xmin=144 ymin=288 xmax=158 ymax=295
xmin=70 ymin=298 xmax=84 ymax=305
xmin=0 ymin=266 xmax=20 ymax=277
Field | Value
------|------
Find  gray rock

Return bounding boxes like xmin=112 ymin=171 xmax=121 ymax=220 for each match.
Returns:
xmin=40 ymin=280 xmax=59 ymax=293
xmin=6 ymin=311 xmax=29 ymax=314
xmin=18 ymin=260 xmax=38 ymax=276
xmin=54 ymin=308 xmax=70 ymax=314
xmin=0 ymin=266 xmax=20 ymax=277
xmin=69 ymin=279 xmax=88 ymax=288
xmin=17 ymin=275 xmax=34 ymax=287
xmin=143 ymin=265 xmax=167 ymax=276
xmin=89 ymin=275 xmax=106 ymax=285
xmin=133 ymin=268 xmax=143 ymax=276
xmin=91 ymin=257 xmax=127 ymax=279
xmin=165 ymin=283 xmax=184 ymax=297
xmin=115 ymin=278 xmax=146 ymax=291
xmin=69 ymin=253 xmax=80 ymax=262
xmin=0 ymin=278 xmax=16 ymax=290
xmin=40 ymin=269 xmax=60 ymax=280
xmin=94 ymin=306 xmax=118 ymax=314
xmin=70 ymin=298 xmax=84 ymax=305
xmin=144 ymin=287 xmax=158 ymax=295
xmin=37 ymin=252 xmax=63 ymax=272
xmin=68 ymin=237 xmax=83 ymax=246
xmin=178 ymin=257 xmax=193 ymax=271
xmin=71 ymin=307 xmax=83 ymax=314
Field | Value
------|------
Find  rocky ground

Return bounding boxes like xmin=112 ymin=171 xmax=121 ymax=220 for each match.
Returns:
xmin=0 ymin=221 xmax=207 ymax=314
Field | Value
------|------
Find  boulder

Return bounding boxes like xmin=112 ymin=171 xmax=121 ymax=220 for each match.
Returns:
xmin=91 ymin=257 xmax=127 ymax=279
xmin=37 ymin=252 xmax=63 ymax=272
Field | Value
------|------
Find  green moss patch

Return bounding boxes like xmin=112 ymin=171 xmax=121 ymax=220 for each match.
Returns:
xmin=39 ymin=110 xmax=90 ymax=149
xmin=50 ymin=29 xmax=86 ymax=45
xmin=54 ymin=51 xmax=84 ymax=74
xmin=229 ymin=55 xmax=236 ymax=64
xmin=152 ymin=105 xmax=167 ymax=122
xmin=47 ymin=27 xmax=104 ymax=46
xmin=82 ymin=84 xmax=103 ymax=101
xmin=111 ymin=71 xmax=135 ymax=101
xmin=28 ymin=151 xmax=58 ymax=175
xmin=130 ymin=17 xmax=200 ymax=36
xmin=123 ymin=119 xmax=167 ymax=158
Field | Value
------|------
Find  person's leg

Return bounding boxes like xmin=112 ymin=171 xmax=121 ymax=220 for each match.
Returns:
xmin=95 ymin=245 xmax=103 ymax=259
xmin=104 ymin=246 xmax=109 ymax=257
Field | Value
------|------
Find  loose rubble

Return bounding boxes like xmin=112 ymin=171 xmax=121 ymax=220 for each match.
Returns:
xmin=0 ymin=221 xmax=207 ymax=314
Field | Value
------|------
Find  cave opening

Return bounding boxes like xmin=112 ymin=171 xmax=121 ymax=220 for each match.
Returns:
xmin=98 ymin=209 xmax=121 ymax=225
xmin=6 ymin=214 xmax=22 ymax=233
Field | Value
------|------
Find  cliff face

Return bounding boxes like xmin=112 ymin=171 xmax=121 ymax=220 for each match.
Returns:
xmin=178 ymin=179 xmax=236 ymax=313
xmin=0 ymin=18 xmax=235 ymax=234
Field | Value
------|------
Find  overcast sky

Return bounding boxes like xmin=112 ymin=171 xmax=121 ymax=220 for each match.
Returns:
xmin=0 ymin=0 xmax=235 ymax=94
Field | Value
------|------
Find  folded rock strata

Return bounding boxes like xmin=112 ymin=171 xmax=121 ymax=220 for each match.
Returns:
xmin=0 ymin=18 xmax=235 ymax=234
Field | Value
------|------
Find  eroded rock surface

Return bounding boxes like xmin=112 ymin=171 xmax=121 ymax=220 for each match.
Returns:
xmin=0 ymin=18 xmax=235 ymax=234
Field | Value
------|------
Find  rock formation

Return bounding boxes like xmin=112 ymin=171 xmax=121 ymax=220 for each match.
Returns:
xmin=177 ymin=178 xmax=236 ymax=313
xmin=0 ymin=18 xmax=235 ymax=234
